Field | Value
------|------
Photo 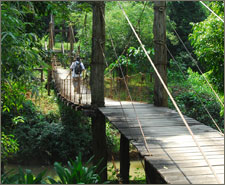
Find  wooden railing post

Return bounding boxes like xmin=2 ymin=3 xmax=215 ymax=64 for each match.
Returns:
xmin=64 ymin=79 xmax=65 ymax=97
xmin=91 ymin=1 xmax=107 ymax=182
xmin=110 ymin=78 xmax=113 ymax=98
xmin=153 ymin=1 xmax=168 ymax=106
xmin=70 ymin=74 xmax=72 ymax=101
xmin=67 ymin=79 xmax=69 ymax=99
xmin=120 ymin=134 xmax=130 ymax=184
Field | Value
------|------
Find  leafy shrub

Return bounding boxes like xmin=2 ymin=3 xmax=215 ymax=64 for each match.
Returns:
xmin=106 ymin=122 xmax=120 ymax=154
xmin=169 ymin=69 xmax=224 ymax=132
xmin=2 ymin=154 xmax=106 ymax=184
xmin=169 ymin=90 xmax=224 ymax=130
xmin=13 ymin=121 xmax=92 ymax=164
xmin=57 ymin=100 xmax=87 ymax=126
xmin=1 ymin=168 xmax=46 ymax=184
xmin=48 ymin=154 xmax=103 ymax=184
xmin=1 ymin=132 xmax=19 ymax=172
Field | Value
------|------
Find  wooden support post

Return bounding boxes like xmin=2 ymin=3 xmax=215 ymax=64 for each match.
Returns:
xmin=91 ymin=1 xmax=107 ymax=182
xmin=91 ymin=1 xmax=105 ymax=107
xmin=145 ymin=159 xmax=151 ymax=183
xmin=153 ymin=1 xmax=168 ymax=107
xmin=120 ymin=134 xmax=130 ymax=184
xmin=64 ymin=79 xmax=65 ymax=97
xmin=47 ymin=16 xmax=54 ymax=96
xmin=67 ymin=79 xmax=68 ymax=99
xmin=47 ymin=68 xmax=51 ymax=96
xmin=40 ymin=69 xmax=44 ymax=82
xmin=144 ymin=159 xmax=166 ymax=184
xmin=1 ymin=161 xmax=4 ymax=175
xmin=61 ymin=42 xmax=64 ymax=54
xmin=70 ymin=75 xmax=72 ymax=101
xmin=69 ymin=25 xmax=74 ymax=63
xmin=92 ymin=110 xmax=107 ymax=182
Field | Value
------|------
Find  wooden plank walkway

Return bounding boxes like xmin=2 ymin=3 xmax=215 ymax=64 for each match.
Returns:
xmin=99 ymin=102 xmax=224 ymax=184
xmin=53 ymin=66 xmax=224 ymax=184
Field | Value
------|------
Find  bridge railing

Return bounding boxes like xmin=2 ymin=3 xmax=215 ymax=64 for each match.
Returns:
xmin=52 ymin=58 xmax=91 ymax=105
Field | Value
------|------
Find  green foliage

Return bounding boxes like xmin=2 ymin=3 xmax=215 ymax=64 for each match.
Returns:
xmin=105 ymin=46 xmax=154 ymax=77
xmin=189 ymin=1 xmax=224 ymax=93
xmin=14 ymin=120 xmax=92 ymax=164
xmin=130 ymin=167 xmax=146 ymax=184
xmin=127 ymin=46 xmax=154 ymax=74
xmin=1 ymin=168 xmax=46 ymax=184
xmin=2 ymin=155 xmax=105 ymax=184
xmin=169 ymin=69 xmax=224 ymax=132
xmin=1 ymin=2 xmax=46 ymax=128
xmin=167 ymin=1 xmax=207 ymax=56
xmin=168 ymin=58 xmax=186 ymax=83
xmin=47 ymin=154 xmax=102 ymax=184
xmin=105 ymin=2 xmax=154 ymax=63
xmin=55 ymin=53 xmax=70 ymax=68
xmin=1 ymin=133 xmax=19 ymax=161
xmin=106 ymin=122 xmax=120 ymax=154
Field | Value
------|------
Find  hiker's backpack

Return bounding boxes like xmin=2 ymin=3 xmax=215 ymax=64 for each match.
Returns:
xmin=74 ymin=62 xmax=82 ymax=74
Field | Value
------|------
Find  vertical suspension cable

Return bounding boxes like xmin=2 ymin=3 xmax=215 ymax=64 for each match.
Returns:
xmin=118 ymin=2 xmax=221 ymax=183
xmin=100 ymin=6 xmax=153 ymax=157
xmin=100 ymin=5 xmax=150 ymax=177
xmin=99 ymin=31 xmax=147 ymax=183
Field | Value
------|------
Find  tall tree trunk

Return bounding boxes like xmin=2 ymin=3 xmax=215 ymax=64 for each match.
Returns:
xmin=91 ymin=1 xmax=107 ymax=182
xmin=153 ymin=1 xmax=168 ymax=106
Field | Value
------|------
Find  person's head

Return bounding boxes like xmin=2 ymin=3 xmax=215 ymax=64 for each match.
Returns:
xmin=76 ymin=57 xmax=80 ymax=62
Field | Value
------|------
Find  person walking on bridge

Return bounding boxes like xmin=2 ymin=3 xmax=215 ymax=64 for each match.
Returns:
xmin=70 ymin=57 xmax=85 ymax=94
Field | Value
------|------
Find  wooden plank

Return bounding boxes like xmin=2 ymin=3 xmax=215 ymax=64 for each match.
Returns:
xmin=119 ymin=128 xmax=221 ymax=138
xmin=157 ymin=166 xmax=224 ymax=184
xmin=149 ymin=158 xmax=224 ymax=168
xmin=134 ymin=142 xmax=223 ymax=151
xmin=135 ymin=145 xmax=224 ymax=157
xmin=185 ymin=174 xmax=224 ymax=184
xmin=146 ymin=153 xmax=224 ymax=161
xmin=140 ymin=139 xmax=224 ymax=147
xmin=164 ymin=174 xmax=224 ymax=184
xmin=106 ymin=120 xmax=202 ymax=128
xmin=158 ymin=165 xmax=224 ymax=175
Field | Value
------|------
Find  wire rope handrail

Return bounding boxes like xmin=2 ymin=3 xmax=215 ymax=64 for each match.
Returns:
xmin=118 ymin=2 xmax=221 ymax=183
xmin=200 ymin=1 xmax=224 ymax=23
xmin=52 ymin=60 xmax=90 ymax=105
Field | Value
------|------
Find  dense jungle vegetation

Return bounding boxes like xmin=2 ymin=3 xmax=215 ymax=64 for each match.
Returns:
xmin=1 ymin=1 xmax=224 ymax=184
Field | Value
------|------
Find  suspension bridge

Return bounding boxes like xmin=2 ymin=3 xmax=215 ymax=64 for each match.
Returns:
xmin=46 ymin=1 xmax=224 ymax=184
xmin=52 ymin=63 xmax=224 ymax=184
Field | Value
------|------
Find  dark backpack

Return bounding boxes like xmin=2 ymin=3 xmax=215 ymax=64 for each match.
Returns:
xmin=74 ymin=62 xmax=82 ymax=74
